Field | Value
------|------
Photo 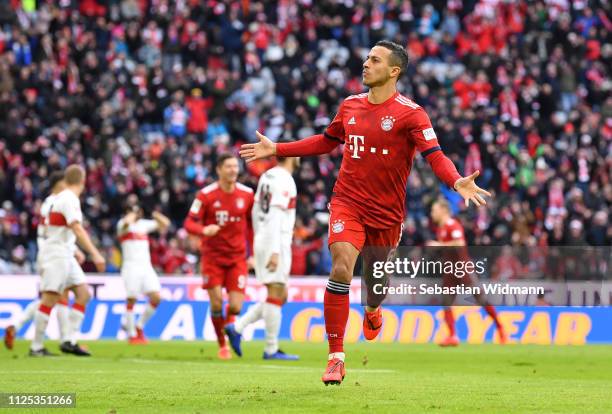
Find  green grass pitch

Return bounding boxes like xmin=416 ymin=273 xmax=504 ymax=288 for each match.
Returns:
xmin=2 ymin=340 xmax=611 ymax=413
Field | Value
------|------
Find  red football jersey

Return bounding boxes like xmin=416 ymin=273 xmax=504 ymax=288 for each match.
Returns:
xmin=436 ymin=218 xmax=466 ymax=244
xmin=325 ymin=92 xmax=446 ymax=228
xmin=436 ymin=217 xmax=469 ymax=265
xmin=186 ymin=182 xmax=254 ymax=266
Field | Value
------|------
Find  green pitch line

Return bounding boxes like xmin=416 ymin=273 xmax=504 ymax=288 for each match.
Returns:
xmin=2 ymin=341 xmax=611 ymax=414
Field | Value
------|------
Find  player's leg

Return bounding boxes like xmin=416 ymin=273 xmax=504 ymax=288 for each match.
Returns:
xmin=322 ymin=241 xmax=360 ymax=385
xmin=225 ymin=260 xmax=263 ymax=356
xmin=262 ymin=283 xmax=298 ymax=360
xmin=208 ymin=285 xmax=231 ymax=359
xmin=121 ymin=265 xmax=141 ymax=342
xmin=474 ymin=293 xmax=506 ymax=344
xmin=232 ymin=301 xmax=263 ymax=336
xmin=60 ymin=257 xmax=91 ymax=355
xmin=223 ymin=262 xmax=246 ymax=357
xmin=322 ymin=200 xmax=366 ymax=385
xmin=125 ymin=297 xmax=139 ymax=342
xmin=439 ymin=292 xmax=459 ymax=347
xmin=4 ymin=298 xmax=40 ymax=350
xmin=137 ymin=291 xmax=160 ymax=340
xmin=60 ymin=282 xmax=91 ymax=356
xmin=30 ymin=258 xmax=68 ymax=356
xmin=30 ymin=291 xmax=61 ymax=356
xmin=136 ymin=269 xmax=162 ymax=343
xmin=56 ymin=289 xmax=70 ymax=343
xmin=360 ymin=223 xmax=403 ymax=341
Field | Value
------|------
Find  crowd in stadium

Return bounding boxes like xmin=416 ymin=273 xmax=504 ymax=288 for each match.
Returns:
xmin=0 ymin=0 xmax=610 ymax=276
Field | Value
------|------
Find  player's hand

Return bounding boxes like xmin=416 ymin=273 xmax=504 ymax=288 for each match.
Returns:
xmin=239 ymin=131 xmax=276 ymax=163
xmin=203 ymin=224 xmax=221 ymax=237
xmin=266 ymin=253 xmax=279 ymax=272
xmin=453 ymin=170 xmax=492 ymax=207
xmin=74 ymin=248 xmax=86 ymax=265
xmin=92 ymin=253 xmax=106 ymax=273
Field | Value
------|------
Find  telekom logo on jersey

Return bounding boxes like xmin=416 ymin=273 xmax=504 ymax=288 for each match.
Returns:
xmin=347 ymin=135 xmax=390 ymax=159
xmin=215 ymin=210 xmax=242 ymax=226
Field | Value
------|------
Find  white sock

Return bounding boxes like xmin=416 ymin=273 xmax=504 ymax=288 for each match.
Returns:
xmin=31 ymin=308 xmax=50 ymax=351
xmin=15 ymin=299 xmax=40 ymax=331
xmin=263 ymin=301 xmax=282 ymax=355
xmin=68 ymin=306 xmax=85 ymax=345
xmin=328 ymin=352 xmax=345 ymax=362
xmin=125 ymin=308 xmax=136 ymax=337
xmin=235 ymin=302 xmax=263 ymax=334
xmin=137 ymin=303 xmax=156 ymax=330
xmin=56 ymin=303 xmax=70 ymax=342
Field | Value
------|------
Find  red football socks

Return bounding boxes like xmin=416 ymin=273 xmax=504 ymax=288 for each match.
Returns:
xmin=324 ymin=280 xmax=351 ymax=354
xmin=211 ymin=311 xmax=226 ymax=347
xmin=444 ymin=308 xmax=456 ymax=336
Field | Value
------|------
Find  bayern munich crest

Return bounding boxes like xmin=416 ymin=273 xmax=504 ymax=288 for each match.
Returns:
xmin=236 ymin=198 xmax=244 ymax=209
xmin=331 ymin=219 xmax=345 ymax=233
xmin=381 ymin=115 xmax=396 ymax=131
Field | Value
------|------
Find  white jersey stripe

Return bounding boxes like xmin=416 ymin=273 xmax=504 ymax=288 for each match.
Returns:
xmin=395 ymin=97 xmax=420 ymax=109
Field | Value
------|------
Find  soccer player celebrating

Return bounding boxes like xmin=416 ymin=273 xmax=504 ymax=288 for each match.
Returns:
xmin=30 ymin=165 xmax=105 ymax=356
xmin=240 ymin=41 xmax=490 ymax=385
xmin=225 ymin=149 xmax=300 ymax=360
xmin=427 ymin=199 xmax=506 ymax=346
xmin=117 ymin=204 xmax=170 ymax=344
xmin=184 ymin=154 xmax=254 ymax=360
xmin=3 ymin=172 xmax=81 ymax=350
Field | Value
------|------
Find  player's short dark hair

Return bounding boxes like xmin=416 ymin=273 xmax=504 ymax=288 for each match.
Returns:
xmin=375 ymin=40 xmax=409 ymax=79
xmin=216 ymin=153 xmax=237 ymax=168
xmin=47 ymin=171 xmax=64 ymax=192
xmin=276 ymin=138 xmax=295 ymax=162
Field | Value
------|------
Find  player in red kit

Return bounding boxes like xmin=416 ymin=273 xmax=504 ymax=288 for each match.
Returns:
xmin=184 ymin=154 xmax=254 ymax=360
xmin=427 ymin=199 xmax=506 ymax=346
xmin=240 ymin=40 xmax=491 ymax=385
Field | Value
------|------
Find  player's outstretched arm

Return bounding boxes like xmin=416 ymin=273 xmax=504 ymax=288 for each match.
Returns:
xmin=240 ymin=131 xmax=276 ymax=163
xmin=453 ymin=170 xmax=492 ymax=207
xmin=240 ymin=131 xmax=341 ymax=163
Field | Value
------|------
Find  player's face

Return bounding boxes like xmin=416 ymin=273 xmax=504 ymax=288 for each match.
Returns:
xmin=362 ymin=46 xmax=399 ymax=88
xmin=217 ymin=157 xmax=239 ymax=183
xmin=431 ymin=203 xmax=443 ymax=224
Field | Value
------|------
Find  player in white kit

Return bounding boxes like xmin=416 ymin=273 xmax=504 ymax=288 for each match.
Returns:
xmin=29 ymin=165 xmax=105 ymax=356
xmin=117 ymin=204 xmax=170 ymax=344
xmin=225 ymin=149 xmax=300 ymax=360
xmin=3 ymin=172 xmax=81 ymax=350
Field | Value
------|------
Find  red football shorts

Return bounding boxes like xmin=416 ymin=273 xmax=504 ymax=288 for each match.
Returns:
xmin=201 ymin=260 xmax=248 ymax=293
xmin=327 ymin=198 xmax=403 ymax=251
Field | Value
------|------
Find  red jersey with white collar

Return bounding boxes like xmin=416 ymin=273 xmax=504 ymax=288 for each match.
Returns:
xmin=186 ymin=182 xmax=254 ymax=266
xmin=324 ymin=92 xmax=454 ymax=228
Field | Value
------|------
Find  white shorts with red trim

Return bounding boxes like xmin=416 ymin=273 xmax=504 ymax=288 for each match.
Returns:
xmin=39 ymin=257 xmax=86 ymax=293
xmin=254 ymin=243 xmax=291 ymax=285
xmin=121 ymin=263 xmax=160 ymax=298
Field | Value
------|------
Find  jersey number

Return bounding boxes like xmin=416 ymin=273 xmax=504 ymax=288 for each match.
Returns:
xmin=260 ymin=184 xmax=271 ymax=214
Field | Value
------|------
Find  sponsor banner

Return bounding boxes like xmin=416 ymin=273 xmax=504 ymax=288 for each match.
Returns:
xmin=1 ymin=300 xmax=610 ymax=344
xmin=1 ymin=275 xmax=611 ymax=306
xmin=0 ymin=275 xmax=360 ymax=304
